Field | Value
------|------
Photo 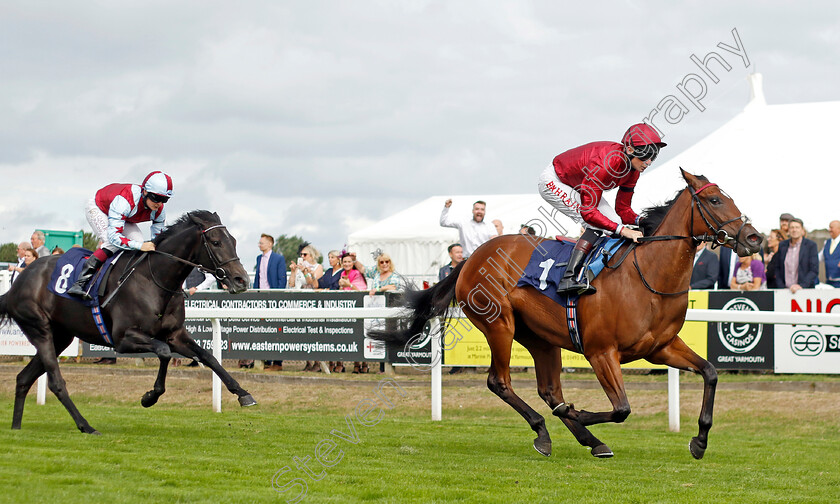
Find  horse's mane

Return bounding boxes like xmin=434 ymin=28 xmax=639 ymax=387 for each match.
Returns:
xmin=638 ymin=174 xmax=709 ymax=235
xmin=153 ymin=210 xmax=219 ymax=245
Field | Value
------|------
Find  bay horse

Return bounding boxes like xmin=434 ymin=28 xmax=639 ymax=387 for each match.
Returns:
xmin=0 ymin=210 xmax=257 ymax=434
xmin=376 ymin=169 xmax=761 ymax=459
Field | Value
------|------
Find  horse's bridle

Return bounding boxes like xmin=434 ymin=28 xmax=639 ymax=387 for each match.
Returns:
xmin=150 ymin=223 xmax=241 ymax=285
xmin=687 ymin=182 xmax=752 ymax=249
xmin=619 ymin=182 xmax=753 ymax=296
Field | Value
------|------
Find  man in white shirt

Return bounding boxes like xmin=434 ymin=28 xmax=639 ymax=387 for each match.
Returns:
xmin=7 ymin=242 xmax=32 ymax=283
xmin=440 ymin=199 xmax=500 ymax=258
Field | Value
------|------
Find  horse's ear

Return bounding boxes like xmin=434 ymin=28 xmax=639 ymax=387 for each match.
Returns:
xmin=680 ymin=167 xmax=701 ymax=188
xmin=187 ymin=212 xmax=203 ymax=226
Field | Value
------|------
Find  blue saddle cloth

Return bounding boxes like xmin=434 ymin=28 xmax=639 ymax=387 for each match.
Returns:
xmin=515 ymin=237 xmax=625 ymax=307
xmin=47 ymin=248 xmax=118 ymax=308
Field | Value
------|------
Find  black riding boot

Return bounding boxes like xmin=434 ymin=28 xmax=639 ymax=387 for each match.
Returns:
xmin=66 ymin=255 xmax=103 ymax=301
xmin=556 ymin=229 xmax=599 ymax=296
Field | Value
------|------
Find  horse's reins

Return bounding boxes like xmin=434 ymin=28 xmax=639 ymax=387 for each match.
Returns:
xmin=105 ymin=223 xmax=240 ymax=302
xmin=611 ymin=182 xmax=752 ymax=296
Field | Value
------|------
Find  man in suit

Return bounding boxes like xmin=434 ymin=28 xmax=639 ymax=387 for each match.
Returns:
xmin=819 ymin=220 xmax=840 ymax=288
xmin=690 ymin=243 xmax=719 ymax=289
xmin=252 ymin=233 xmax=286 ymax=370
xmin=775 ymin=218 xmax=819 ymax=293
xmin=717 ymin=246 xmax=736 ymax=290
xmin=30 ymin=231 xmax=49 ymax=259
xmin=254 ymin=234 xmax=286 ymax=289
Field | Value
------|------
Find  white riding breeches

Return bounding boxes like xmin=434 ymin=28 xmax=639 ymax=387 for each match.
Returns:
xmin=85 ymin=198 xmax=143 ymax=253
xmin=537 ymin=165 xmax=621 ymax=234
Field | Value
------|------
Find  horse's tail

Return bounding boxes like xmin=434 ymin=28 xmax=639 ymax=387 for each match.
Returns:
xmin=368 ymin=260 xmax=465 ymax=345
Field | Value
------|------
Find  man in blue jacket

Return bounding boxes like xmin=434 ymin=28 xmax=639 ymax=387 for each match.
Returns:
xmin=250 ymin=233 xmax=286 ymax=370
xmin=255 ymin=233 xmax=287 ymax=289
xmin=775 ymin=218 xmax=819 ymax=293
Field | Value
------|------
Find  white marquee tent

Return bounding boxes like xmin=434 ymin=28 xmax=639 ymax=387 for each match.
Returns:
xmin=347 ymin=194 xmax=579 ymax=281
xmin=635 ymin=73 xmax=839 ymax=234
xmin=349 ymin=74 xmax=838 ymax=280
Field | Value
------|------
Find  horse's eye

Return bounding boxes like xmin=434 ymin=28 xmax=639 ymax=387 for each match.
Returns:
xmin=709 ymin=197 xmax=721 ymax=205
xmin=212 ymin=240 xmax=221 ymax=246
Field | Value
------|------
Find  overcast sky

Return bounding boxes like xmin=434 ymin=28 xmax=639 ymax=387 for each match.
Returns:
xmin=1 ymin=1 xmax=838 ymax=270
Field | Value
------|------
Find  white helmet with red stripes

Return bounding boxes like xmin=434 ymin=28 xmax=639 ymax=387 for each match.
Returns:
xmin=142 ymin=171 xmax=174 ymax=199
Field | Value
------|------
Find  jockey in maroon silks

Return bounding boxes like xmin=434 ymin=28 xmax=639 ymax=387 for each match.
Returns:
xmin=537 ymin=123 xmax=667 ymax=295
xmin=67 ymin=171 xmax=174 ymax=300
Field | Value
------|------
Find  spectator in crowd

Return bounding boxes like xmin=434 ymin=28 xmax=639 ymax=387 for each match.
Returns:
xmin=23 ymin=249 xmax=38 ymax=266
xmin=492 ymin=219 xmax=504 ymax=235
xmin=309 ymin=249 xmax=345 ymax=373
xmin=288 ymin=243 xmax=323 ymax=290
xmin=764 ymin=229 xmax=783 ymax=288
xmin=818 ymin=220 xmax=840 ymax=287
xmin=519 ymin=225 xmax=537 ymax=236
xmin=440 ymin=199 xmax=499 ymax=258
xmin=730 ymin=253 xmax=766 ymax=291
xmin=360 ymin=252 xmax=407 ymax=374
xmin=367 ymin=252 xmax=406 ymax=295
xmin=51 ymin=247 xmax=65 ymax=255
xmin=775 ymin=218 xmax=819 ymax=293
xmin=717 ymin=245 xmax=737 ymax=291
xmin=30 ymin=230 xmax=49 ymax=259
xmin=7 ymin=242 xmax=32 ymax=283
xmin=338 ymin=252 xmax=367 ymax=373
xmin=288 ymin=242 xmax=325 ymax=372
xmin=254 ymin=234 xmax=287 ymax=289
xmin=438 ymin=244 xmax=463 ymax=282
xmin=690 ymin=243 xmax=719 ymax=289
xmin=310 ymin=250 xmax=342 ymax=290
xmin=253 ymin=233 xmax=287 ymax=371
xmin=778 ymin=212 xmax=794 ymax=240
xmin=338 ymin=252 xmax=367 ymax=291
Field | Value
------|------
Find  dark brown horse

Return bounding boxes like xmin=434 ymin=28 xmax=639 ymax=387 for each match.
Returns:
xmin=0 ymin=210 xmax=256 ymax=434
xmin=376 ymin=169 xmax=761 ymax=459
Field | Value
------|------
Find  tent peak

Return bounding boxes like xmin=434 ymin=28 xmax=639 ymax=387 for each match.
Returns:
xmin=745 ymin=73 xmax=766 ymax=111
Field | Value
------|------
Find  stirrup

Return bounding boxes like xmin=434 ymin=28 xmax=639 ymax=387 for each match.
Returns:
xmin=67 ymin=282 xmax=93 ymax=300
xmin=555 ymin=278 xmax=596 ymax=296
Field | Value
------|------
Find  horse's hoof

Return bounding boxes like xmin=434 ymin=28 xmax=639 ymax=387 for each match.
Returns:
xmin=689 ymin=437 xmax=706 ymax=460
xmin=533 ymin=437 xmax=552 ymax=457
xmin=80 ymin=426 xmax=101 ymax=435
xmin=141 ymin=391 xmax=159 ymax=408
xmin=238 ymin=394 xmax=257 ymax=407
xmin=591 ymin=444 xmax=614 ymax=458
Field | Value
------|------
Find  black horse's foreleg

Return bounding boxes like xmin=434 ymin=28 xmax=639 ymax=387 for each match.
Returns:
xmin=115 ymin=329 xmax=172 ymax=408
xmin=647 ymin=337 xmax=717 ymax=460
xmin=168 ymin=329 xmax=256 ymax=407
xmin=12 ymin=355 xmax=45 ymax=430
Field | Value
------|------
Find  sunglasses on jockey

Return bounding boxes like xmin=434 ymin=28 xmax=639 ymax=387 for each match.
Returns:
xmin=146 ymin=192 xmax=170 ymax=204
xmin=632 ymin=144 xmax=660 ymax=162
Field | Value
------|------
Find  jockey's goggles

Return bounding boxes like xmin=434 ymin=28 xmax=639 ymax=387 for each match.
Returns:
xmin=147 ymin=192 xmax=170 ymax=204
xmin=632 ymin=144 xmax=659 ymax=162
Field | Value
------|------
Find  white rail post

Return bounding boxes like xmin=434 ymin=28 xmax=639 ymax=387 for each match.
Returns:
xmin=212 ymin=317 xmax=222 ymax=413
xmin=37 ymin=374 xmax=47 ymax=405
xmin=430 ymin=317 xmax=442 ymax=421
xmin=668 ymin=367 xmax=680 ymax=432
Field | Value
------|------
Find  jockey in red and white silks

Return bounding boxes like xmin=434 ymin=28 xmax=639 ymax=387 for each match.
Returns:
xmin=538 ymin=123 xmax=667 ymax=295
xmin=67 ymin=171 xmax=174 ymax=299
